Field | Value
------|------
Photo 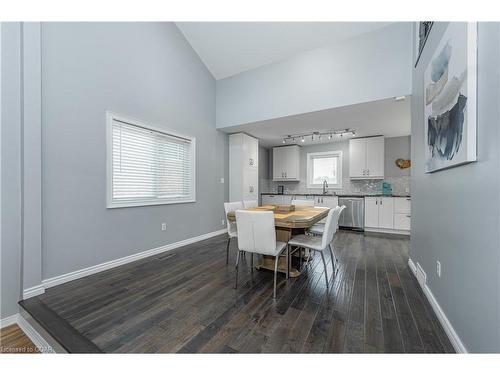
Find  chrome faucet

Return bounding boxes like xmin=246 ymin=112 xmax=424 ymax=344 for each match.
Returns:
xmin=322 ymin=180 xmax=329 ymax=195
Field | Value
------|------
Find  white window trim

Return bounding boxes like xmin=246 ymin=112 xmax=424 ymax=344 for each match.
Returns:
xmin=106 ymin=111 xmax=196 ymax=208
xmin=306 ymin=150 xmax=343 ymax=189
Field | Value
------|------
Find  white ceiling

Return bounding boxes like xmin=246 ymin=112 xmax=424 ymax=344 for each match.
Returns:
xmin=176 ymin=22 xmax=392 ymax=79
xmin=220 ymin=97 xmax=411 ymax=148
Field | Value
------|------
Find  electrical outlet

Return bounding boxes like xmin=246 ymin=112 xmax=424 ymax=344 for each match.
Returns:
xmin=436 ymin=261 xmax=441 ymax=278
xmin=161 ymin=223 xmax=167 ymax=231
xmin=220 ymin=177 xmax=224 ymax=184
xmin=405 ymin=187 xmax=410 ymax=193
xmin=221 ymin=218 xmax=225 ymax=226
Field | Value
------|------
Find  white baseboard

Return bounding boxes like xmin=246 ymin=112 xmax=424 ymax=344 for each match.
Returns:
xmin=407 ymin=258 xmax=417 ymax=275
xmin=0 ymin=313 xmax=54 ymax=353
xmin=407 ymin=258 xmax=468 ymax=353
xmin=365 ymin=227 xmax=410 ymax=236
xmin=42 ymin=228 xmax=227 ymax=289
xmin=23 ymin=284 xmax=46 ymax=299
xmin=0 ymin=314 xmax=18 ymax=328
xmin=17 ymin=314 xmax=55 ymax=353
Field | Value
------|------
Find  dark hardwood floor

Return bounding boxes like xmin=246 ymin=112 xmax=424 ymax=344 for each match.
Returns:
xmin=20 ymin=231 xmax=454 ymax=353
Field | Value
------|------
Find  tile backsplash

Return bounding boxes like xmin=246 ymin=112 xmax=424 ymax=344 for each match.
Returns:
xmin=260 ymin=176 xmax=410 ymax=196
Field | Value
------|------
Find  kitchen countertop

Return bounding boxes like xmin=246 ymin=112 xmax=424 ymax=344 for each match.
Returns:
xmin=260 ymin=192 xmax=411 ymax=198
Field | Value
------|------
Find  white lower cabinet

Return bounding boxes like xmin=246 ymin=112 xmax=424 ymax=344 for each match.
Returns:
xmin=364 ymin=197 xmax=379 ymax=228
xmin=394 ymin=213 xmax=411 ymax=231
xmin=394 ymin=197 xmax=411 ymax=231
xmin=313 ymin=196 xmax=339 ymax=223
xmin=261 ymin=195 xmax=339 ymax=210
xmin=378 ymin=197 xmax=394 ymax=229
xmin=262 ymin=195 xmax=283 ymax=205
xmin=364 ymin=196 xmax=410 ymax=234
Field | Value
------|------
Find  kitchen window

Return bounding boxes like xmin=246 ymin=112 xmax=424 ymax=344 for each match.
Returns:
xmin=306 ymin=151 xmax=342 ymax=189
xmin=107 ymin=112 xmax=196 ymax=208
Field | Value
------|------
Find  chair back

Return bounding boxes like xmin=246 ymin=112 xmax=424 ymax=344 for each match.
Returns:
xmin=243 ymin=200 xmax=258 ymax=209
xmin=291 ymin=199 xmax=314 ymax=207
xmin=235 ymin=210 xmax=276 ymax=255
xmin=224 ymin=201 xmax=244 ymax=236
xmin=321 ymin=205 xmax=346 ymax=248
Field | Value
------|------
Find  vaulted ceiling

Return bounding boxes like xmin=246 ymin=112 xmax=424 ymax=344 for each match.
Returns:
xmin=176 ymin=22 xmax=392 ymax=79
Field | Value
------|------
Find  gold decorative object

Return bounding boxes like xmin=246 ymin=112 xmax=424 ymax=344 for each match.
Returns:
xmin=395 ymin=159 xmax=411 ymax=169
xmin=275 ymin=204 xmax=295 ymax=212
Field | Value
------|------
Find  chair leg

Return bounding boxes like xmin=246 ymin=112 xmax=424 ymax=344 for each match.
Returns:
xmin=226 ymin=237 xmax=231 ymax=265
xmin=320 ymin=251 xmax=328 ymax=286
xmin=285 ymin=245 xmax=289 ymax=280
xmin=250 ymin=253 xmax=254 ymax=274
xmin=234 ymin=250 xmax=241 ymax=289
xmin=273 ymin=255 xmax=279 ymax=299
xmin=328 ymin=243 xmax=338 ymax=275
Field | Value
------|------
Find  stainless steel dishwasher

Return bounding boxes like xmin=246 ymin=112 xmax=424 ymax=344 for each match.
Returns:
xmin=338 ymin=197 xmax=364 ymax=231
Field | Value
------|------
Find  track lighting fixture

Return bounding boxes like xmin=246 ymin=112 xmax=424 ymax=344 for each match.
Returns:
xmin=281 ymin=129 xmax=354 ymax=145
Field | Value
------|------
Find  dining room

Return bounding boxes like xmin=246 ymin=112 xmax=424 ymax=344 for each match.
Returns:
xmin=2 ymin=10 xmax=500 ymax=363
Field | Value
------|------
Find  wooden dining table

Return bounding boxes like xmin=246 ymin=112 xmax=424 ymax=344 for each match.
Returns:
xmin=226 ymin=205 xmax=330 ymax=277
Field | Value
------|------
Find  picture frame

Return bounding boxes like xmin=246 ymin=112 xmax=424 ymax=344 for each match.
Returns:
xmin=424 ymin=22 xmax=477 ymax=173
xmin=415 ymin=21 xmax=434 ymax=67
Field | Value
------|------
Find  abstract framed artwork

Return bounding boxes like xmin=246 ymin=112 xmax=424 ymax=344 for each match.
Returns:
xmin=424 ymin=22 xmax=477 ymax=173
xmin=415 ymin=21 xmax=433 ymax=67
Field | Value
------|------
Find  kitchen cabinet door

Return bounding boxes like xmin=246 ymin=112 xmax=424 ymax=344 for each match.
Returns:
xmin=318 ymin=196 xmax=339 ymax=223
xmin=285 ymin=145 xmax=300 ymax=180
xmin=262 ymin=195 xmax=283 ymax=205
xmin=243 ymin=167 xmax=258 ymax=200
xmin=243 ymin=135 xmax=259 ymax=168
xmin=394 ymin=213 xmax=411 ymax=231
xmin=378 ymin=197 xmax=394 ymax=229
xmin=349 ymin=138 xmax=367 ymax=178
xmin=281 ymin=195 xmax=293 ymax=205
xmin=365 ymin=137 xmax=384 ymax=178
xmin=272 ymin=147 xmax=284 ymax=180
xmin=394 ymin=197 xmax=411 ymax=214
xmin=364 ymin=197 xmax=379 ymax=228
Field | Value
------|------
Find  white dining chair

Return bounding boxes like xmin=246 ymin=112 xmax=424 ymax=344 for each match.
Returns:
xmin=309 ymin=205 xmax=344 ymax=235
xmin=224 ymin=201 xmax=244 ymax=264
xmin=291 ymin=199 xmax=314 ymax=207
xmin=243 ymin=200 xmax=258 ymax=208
xmin=288 ymin=205 xmax=345 ymax=285
xmin=234 ymin=210 xmax=288 ymax=299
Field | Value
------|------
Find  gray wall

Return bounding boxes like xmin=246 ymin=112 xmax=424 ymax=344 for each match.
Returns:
xmin=385 ymin=136 xmax=411 ymax=177
xmin=411 ymin=22 xmax=500 ymax=352
xmin=1 ymin=23 xmax=23 ymax=319
xmin=41 ymin=22 xmax=228 ymax=280
xmin=216 ymin=23 xmax=412 ymax=128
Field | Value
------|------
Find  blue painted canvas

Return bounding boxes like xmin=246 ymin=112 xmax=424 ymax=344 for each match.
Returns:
xmin=424 ymin=23 xmax=477 ymax=173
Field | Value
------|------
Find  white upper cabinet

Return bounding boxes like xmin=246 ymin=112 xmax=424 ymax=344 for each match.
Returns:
xmin=273 ymin=145 xmax=300 ymax=181
xmin=349 ymin=138 xmax=366 ymax=178
xmin=349 ymin=136 xmax=384 ymax=179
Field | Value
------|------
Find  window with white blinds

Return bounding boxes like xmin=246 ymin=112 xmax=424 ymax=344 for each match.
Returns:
xmin=107 ymin=113 xmax=196 ymax=208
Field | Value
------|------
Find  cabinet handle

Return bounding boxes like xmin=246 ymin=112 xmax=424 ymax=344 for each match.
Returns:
xmin=367 ymin=169 xmax=370 ymax=176
xmin=375 ymin=199 xmax=378 ymax=205
xmin=406 ymin=215 xmax=411 ymax=218
xmin=380 ymin=198 xmax=382 ymax=205
xmin=406 ymin=198 xmax=411 ymax=201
